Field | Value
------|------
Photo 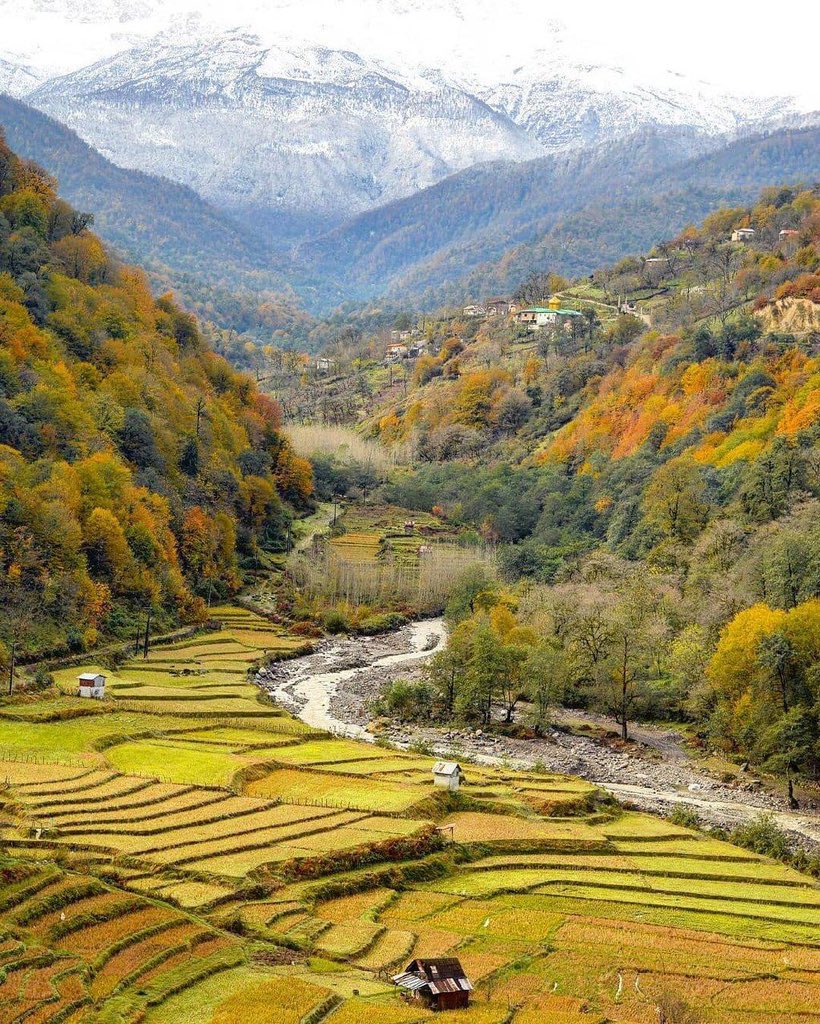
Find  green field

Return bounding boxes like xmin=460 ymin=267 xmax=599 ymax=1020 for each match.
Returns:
xmin=0 ymin=601 xmax=818 ymax=1024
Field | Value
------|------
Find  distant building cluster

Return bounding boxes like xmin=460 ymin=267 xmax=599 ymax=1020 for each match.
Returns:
xmin=463 ymin=296 xmax=518 ymax=318
xmin=462 ymin=294 xmax=583 ymax=331
xmin=386 ymin=333 xmax=428 ymax=362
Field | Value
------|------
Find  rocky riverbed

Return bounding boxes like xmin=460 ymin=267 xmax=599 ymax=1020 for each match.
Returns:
xmin=256 ymin=622 xmax=820 ymax=851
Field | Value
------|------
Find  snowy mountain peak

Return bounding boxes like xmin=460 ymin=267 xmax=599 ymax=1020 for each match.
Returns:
xmin=27 ymin=30 xmax=543 ymax=221
xmin=2 ymin=1 xmax=816 ymax=227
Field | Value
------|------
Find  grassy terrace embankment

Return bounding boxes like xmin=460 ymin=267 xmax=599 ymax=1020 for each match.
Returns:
xmin=0 ymin=603 xmax=818 ymax=1023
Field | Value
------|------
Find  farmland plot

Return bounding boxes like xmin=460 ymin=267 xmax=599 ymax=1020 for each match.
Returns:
xmin=1 ymin=600 xmax=818 ymax=1024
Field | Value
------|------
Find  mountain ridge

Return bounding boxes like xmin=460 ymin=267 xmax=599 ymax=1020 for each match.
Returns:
xmin=305 ymin=125 xmax=820 ymax=307
xmin=3 ymin=3 xmax=812 ymax=227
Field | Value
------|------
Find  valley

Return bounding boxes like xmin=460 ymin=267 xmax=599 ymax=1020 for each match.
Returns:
xmin=0 ymin=18 xmax=817 ymax=1021
xmin=263 ymin=620 xmax=820 ymax=849
xmin=1 ymin=1 xmax=818 ymax=325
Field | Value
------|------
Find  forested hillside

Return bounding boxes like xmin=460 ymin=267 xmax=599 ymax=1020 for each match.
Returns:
xmin=322 ymin=185 xmax=820 ymax=783
xmin=0 ymin=94 xmax=316 ymax=341
xmin=0 ymin=131 xmax=313 ymax=662
xmin=305 ymin=126 xmax=820 ymax=307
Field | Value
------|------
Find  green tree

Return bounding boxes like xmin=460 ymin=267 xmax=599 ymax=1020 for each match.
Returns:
xmin=426 ymin=622 xmax=472 ymax=718
xmin=458 ymin=618 xmax=506 ymax=725
xmin=444 ymin=564 xmax=497 ymax=623
xmin=523 ymin=638 xmax=569 ymax=733
xmin=179 ymin=436 xmax=200 ymax=477
xmin=643 ymin=457 xmax=709 ymax=542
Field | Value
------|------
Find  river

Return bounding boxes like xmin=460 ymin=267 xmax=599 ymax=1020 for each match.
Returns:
xmin=256 ymin=618 xmax=820 ymax=850
xmin=261 ymin=617 xmax=447 ymax=739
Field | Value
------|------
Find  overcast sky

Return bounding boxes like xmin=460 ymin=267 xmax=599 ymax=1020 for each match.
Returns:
xmin=1 ymin=0 xmax=818 ymax=106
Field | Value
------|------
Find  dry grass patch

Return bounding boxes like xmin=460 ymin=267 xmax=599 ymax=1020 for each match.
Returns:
xmin=315 ymin=920 xmax=384 ymax=957
xmin=45 ymin=786 xmax=226 ymax=825
xmin=155 ymin=880 xmax=235 ymax=907
xmin=89 ymin=921 xmax=202 ymax=998
xmin=208 ymin=975 xmax=334 ymax=1024
xmin=181 ymin=845 xmax=317 ymax=878
xmin=148 ymin=810 xmax=362 ymax=865
xmin=441 ymin=813 xmax=601 ymax=846
xmin=324 ymin=998 xmax=428 ymax=1024
xmin=380 ymin=892 xmax=460 ymax=923
xmin=354 ymin=928 xmax=416 ymax=970
xmin=316 ymin=888 xmax=396 ymax=923
xmin=0 ymin=761 xmax=92 ymax=787
xmin=245 ymin=767 xmax=426 ymax=812
xmin=407 ymin=926 xmax=462 ymax=958
xmin=430 ymin=899 xmax=563 ymax=944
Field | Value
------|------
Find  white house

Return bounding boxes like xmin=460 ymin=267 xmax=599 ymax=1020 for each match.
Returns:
xmin=432 ymin=761 xmax=462 ymax=792
xmin=77 ymin=672 xmax=106 ymax=699
xmin=731 ymin=227 xmax=756 ymax=242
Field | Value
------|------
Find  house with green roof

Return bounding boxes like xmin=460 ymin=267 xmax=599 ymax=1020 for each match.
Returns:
xmin=515 ymin=295 xmax=583 ymax=329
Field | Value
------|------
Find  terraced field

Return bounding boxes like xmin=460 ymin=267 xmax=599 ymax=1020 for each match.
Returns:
xmin=329 ymin=505 xmax=463 ymax=570
xmin=0 ymin=601 xmax=818 ymax=1023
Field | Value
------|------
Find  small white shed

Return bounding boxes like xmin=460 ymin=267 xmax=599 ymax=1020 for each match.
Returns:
xmin=77 ymin=672 xmax=106 ymax=699
xmin=432 ymin=761 xmax=462 ymax=792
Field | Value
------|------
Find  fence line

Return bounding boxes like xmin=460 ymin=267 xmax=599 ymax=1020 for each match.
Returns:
xmin=0 ymin=750 xmax=87 ymax=769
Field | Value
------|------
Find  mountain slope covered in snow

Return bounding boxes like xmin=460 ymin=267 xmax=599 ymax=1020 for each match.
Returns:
xmin=3 ymin=0 xmax=813 ymax=229
xmin=28 ymin=31 xmax=543 ymax=227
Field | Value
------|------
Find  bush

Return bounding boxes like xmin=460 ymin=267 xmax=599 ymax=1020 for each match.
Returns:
xmin=33 ymin=667 xmax=54 ymax=689
xmin=668 ymin=805 xmax=700 ymax=830
xmin=729 ymin=813 xmax=792 ymax=859
xmin=279 ymin=827 xmax=446 ymax=881
xmin=374 ymin=678 xmax=437 ymax=722
xmin=291 ymin=620 xmax=323 ymax=638
xmin=355 ymin=612 xmax=409 ymax=635
xmin=322 ymin=609 xmax=351 ymax=633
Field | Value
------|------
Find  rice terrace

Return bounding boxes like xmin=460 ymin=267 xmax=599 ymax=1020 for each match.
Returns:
xmin=0 ymin=600 xmax=816 ymax=1024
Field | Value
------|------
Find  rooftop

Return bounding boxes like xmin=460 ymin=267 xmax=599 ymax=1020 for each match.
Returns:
xmin=519 ymin=306 xmax=582 ymax=316
xmin=393 ymin=957 xmax=473 ymax=995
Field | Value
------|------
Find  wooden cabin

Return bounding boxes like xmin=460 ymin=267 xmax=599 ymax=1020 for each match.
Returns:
xmin=393 ymin=958 xmax=472 ymax=1010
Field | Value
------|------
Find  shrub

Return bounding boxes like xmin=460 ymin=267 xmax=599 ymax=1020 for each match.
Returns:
xmin=355 ymin=612 xmax=409 ymax=635
xmin=322 ymin=609 xmax=351 ymax=634
xmin=668 ymin=805 xmax=700 ymax=830
xmin=279 ymin=827 xmax=447 ymax=881
xmin=373 ymin=679 xmax=437 ymax=722
xmin=291 ymin=620 xmax=323 ymax=638
xmin=729 ymin=813 xmax=791 ymax=859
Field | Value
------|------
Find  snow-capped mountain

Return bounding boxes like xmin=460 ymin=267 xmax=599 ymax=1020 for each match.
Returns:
xmin=0 ymin=57 xmax=43 ymax=98
xmin=27 ymin=31 xmax=543 ymax=224
xmin=478 ymin=58 xmax=798 ymax=151
xmin=1 ymin=0 xmax=815 ymax=230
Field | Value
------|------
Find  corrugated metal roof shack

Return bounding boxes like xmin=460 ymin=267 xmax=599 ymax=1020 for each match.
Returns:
xmin=393 ymin=957 xmax=473 ymax=1010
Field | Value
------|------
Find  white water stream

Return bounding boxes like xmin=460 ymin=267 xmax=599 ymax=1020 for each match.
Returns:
xmin=267 ymin=617 xmax=447 ymax=740
xmin=261 ymin=616 xmax=820 ymax=848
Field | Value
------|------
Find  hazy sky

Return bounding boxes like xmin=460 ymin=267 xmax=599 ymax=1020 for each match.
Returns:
xmin=1 ymin=0 xmax=818 ymax=106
